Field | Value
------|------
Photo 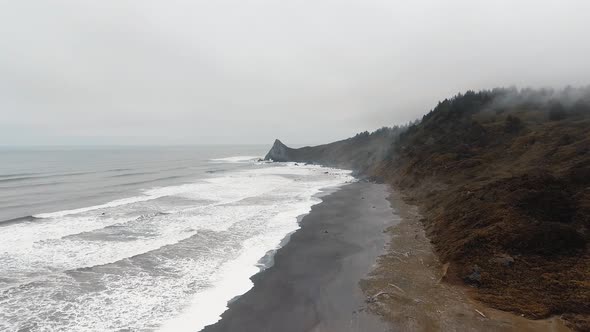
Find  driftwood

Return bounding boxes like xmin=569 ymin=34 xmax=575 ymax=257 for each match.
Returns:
xmin=366 ymin=291 xmax=390 ymax=303
xmin=438 ymin=262 xmax=450 ymax=283
xmin=475 ymin=309 xmax=487 ymax=318
xmin=388 ymin=283 xmax=405 ymax=293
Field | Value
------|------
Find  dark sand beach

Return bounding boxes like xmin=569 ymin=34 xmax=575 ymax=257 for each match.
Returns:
xmin=202 ymin=182 xmax=394 ymax=332
xmin=202 ymin=181 xmax=572 ymax=332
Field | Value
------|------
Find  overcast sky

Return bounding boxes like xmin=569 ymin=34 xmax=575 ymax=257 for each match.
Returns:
xmin=1 ymin=1 xmax=589 ymax=145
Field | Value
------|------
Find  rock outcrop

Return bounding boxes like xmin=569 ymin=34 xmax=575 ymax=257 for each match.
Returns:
xmin=264 ymin=139 xmax=293 ymax=162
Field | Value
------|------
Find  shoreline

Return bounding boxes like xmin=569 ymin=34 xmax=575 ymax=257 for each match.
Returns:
xmin=201 ymin=181 xmax=395 ymax=332
xmin=157 ymin=166 xmax=354 ymax=332
xmin=199 ymin=179 xmax=572 ymax=332
xmin=255 ymin=184 xmax=347 ymax=273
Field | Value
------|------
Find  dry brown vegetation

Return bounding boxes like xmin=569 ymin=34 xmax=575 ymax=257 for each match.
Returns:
xmin=375 ymin=89 xmax=590 ymax=330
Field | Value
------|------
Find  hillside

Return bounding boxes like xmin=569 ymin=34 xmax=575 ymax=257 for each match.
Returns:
xmin=267 ymin=87 xmax=590 ymax=330
xmin=265 ymin=126 xmax=405 ymax=174
xmin=376 ymin=88 xmax=590 ymax=330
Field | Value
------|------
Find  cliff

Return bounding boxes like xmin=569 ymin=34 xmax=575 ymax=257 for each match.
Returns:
xmin=265 ymin=87 xmax=590 ymax=330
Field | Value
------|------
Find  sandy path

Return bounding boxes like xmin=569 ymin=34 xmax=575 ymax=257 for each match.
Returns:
xmin=362 ymin=187 xmax=571 ymax=331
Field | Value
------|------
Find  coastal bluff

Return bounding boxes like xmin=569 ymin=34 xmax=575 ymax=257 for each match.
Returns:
xmin=264 ymin=127 xmax=403 ymax=174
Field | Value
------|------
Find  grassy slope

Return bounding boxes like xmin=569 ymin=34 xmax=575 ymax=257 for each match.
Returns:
xmin=375 ymin=89 xmax=590 ymax=330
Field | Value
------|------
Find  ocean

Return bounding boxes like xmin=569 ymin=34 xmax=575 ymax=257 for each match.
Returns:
xmin=0 ymin=146 xmax=353 ymax=331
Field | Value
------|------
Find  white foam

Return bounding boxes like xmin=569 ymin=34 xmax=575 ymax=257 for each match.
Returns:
xmin=16 ymin=177 xmax=285 ymax=254
xmin=0 ymin=161 xmax=354 ymax=331
xmin=33 ymin=193 xmax=163 ymax=219
xmin=158 ymin=207 xmax=317 ymax=332
xmin=209 ymin=156 xmax=261 ymax=163
xmin=159 ymin=168 xmax=351 ymax=331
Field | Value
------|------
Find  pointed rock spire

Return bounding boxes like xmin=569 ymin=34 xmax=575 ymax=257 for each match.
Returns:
xmin=264 ymin=138 xmax=292 ymax=161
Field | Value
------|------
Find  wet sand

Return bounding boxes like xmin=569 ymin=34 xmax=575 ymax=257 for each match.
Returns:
xmin=202 ymin=182 xmax=394 ymax=332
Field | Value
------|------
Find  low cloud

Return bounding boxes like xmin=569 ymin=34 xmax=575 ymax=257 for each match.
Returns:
xmin=1 ymin=0 xmax=590 ymax=145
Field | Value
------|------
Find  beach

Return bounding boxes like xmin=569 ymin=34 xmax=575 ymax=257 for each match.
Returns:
xmin=202 ymin=182 xmax=394 ymax=332
xmin=203 ymin=180 xmax=573 ymax=332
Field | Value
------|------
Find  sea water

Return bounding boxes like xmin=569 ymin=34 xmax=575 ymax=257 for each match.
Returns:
xmin=0 ymin=146 xmax=353 ymax=331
